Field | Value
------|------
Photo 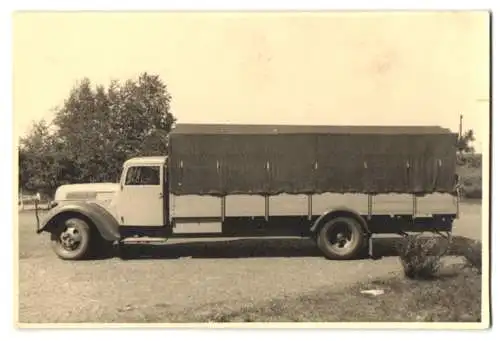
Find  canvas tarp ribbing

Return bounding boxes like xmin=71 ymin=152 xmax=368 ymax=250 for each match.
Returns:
xmin=167 ymin=124 xmax=458 ymax=196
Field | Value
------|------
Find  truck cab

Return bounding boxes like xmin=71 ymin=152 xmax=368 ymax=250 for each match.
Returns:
xmin=117 ymin=156 xmax=169 ymax=227
xmin=36 ymin=156 xmax=170 ymax=260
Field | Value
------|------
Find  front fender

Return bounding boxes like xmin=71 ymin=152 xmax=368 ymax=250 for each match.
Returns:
xmin=36 ymin=202 xmax=121 ymax=241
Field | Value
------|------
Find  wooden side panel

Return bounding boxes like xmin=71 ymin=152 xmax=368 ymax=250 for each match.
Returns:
xmin=417 ymin=193 xmax=457 ymax=215
xmin=225 ymin=195 xmax=265 ymax=217
xmin=269 ymin=194 xmax=308 ymax=216
xmin=372 ymin=194 xmax=413 ymax=215
xmin=170 ymin=194 xmax=221 ymax=218
xmin=173 ymin=221 xmax=222 ymax=234
xmin=311 ymin=193 xmax=369 ymax=215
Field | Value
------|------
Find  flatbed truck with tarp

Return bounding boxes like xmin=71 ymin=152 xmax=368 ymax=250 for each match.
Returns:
xmin=35 ymin=123 xmax=460 ymax=260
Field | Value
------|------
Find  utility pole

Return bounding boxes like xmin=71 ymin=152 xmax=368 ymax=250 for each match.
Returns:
xmin=459 ymin=114 xmax=463 ymax=138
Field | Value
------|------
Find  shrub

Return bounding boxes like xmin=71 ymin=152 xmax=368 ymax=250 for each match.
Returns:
xmin=462 ymin=240 xmax=482 ymax=274
xmin=456 ymin=153 xmax=482 ymax=200
xmin=463 ymin=187 xmax=482 ymax=199
xmin=397 ymin=235 xmax=443 ymax=280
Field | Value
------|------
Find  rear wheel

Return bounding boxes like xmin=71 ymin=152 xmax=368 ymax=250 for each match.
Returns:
xmin=50 ymin=217 xmax=92 ymax=260
xmin=316 ymin=216 xmax=366 ymax=260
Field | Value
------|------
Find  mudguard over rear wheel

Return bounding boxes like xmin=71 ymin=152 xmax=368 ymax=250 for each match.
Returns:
xmin=316 ymin=216 xmax=366 ymax=260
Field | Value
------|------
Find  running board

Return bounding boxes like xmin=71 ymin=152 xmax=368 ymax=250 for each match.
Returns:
xmin=120 ymin=237 xmax=169 ymax=244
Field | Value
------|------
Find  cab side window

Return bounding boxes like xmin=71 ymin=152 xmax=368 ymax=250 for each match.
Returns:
xmin=125 ymin=166 xmax=160 ymax=186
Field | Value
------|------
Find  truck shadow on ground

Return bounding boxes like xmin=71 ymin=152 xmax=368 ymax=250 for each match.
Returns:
xmin=110 ymin=235 xmax=478 ymax=261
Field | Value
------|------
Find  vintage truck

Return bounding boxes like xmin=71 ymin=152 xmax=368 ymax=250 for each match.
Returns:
xmin=34 ymin=123 xmax=460 ymax=260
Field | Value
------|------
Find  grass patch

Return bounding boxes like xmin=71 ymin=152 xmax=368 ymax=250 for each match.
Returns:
xmin=177 ymin=266 xmax=481 ymax=323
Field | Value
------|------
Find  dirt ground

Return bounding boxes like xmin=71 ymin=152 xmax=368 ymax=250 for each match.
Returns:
xmin=15 ymin=200 xmax=483 ymax=324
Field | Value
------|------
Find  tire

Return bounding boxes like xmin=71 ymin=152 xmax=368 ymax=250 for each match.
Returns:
xmin=50 ymin=217 xmax=92 ymax=260
xmin=316 ymin=216 xmax=366 ymax=260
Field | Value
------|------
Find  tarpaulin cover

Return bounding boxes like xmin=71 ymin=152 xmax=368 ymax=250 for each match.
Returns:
xmin=167 ymin=124 xmax=458 ymax=195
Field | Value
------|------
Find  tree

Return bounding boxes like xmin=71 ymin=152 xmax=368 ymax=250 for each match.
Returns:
xmin=18 ymin=73 xmax=176 ymax=195
xmin=457 ymin=129 xmax=476 ymax=154
xmin=18 ymin=119 xmax=63 ymax=195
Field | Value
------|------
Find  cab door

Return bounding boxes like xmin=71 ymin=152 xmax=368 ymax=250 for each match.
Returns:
xmin=118 ymin=164 xmax=165 ymax=227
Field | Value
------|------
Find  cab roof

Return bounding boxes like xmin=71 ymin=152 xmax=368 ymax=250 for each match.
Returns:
xmin=124 ymin=156 xmax=167 ymax=166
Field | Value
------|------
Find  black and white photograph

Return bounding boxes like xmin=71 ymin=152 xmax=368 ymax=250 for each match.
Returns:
xmin=10 ymin=9 xmax=491 ymax=329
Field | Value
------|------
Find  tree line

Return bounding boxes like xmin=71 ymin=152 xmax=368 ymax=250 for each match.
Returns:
xmin=18 ymin=73 xmax=176 ymax=196
xmin=18 ymin=72 xmax=477 ymax=197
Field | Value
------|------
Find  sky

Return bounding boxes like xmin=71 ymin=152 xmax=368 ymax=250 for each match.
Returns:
xmin=12 ymin=11 xmax=490 ymax=151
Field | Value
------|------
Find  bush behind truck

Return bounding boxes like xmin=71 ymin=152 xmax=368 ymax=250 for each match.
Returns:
xmin=34 ymin=124 xmax=460 ymax=261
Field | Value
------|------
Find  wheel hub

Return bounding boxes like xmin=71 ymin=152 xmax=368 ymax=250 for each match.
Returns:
xmin=329 ymin=225 xmax=353 ymax=249
xmin=60 ymin=227 xmax=82 ymax=251
xmin=336 ymin=232 xmax=349 ymax=247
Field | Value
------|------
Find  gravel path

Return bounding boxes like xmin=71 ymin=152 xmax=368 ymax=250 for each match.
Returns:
xmin=19 ymin=254 xmax=404 ymax=323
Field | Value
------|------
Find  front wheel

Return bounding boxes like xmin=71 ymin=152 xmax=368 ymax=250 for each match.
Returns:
xmin=316 ymin=216 xmax=366 ymax=260
xmin=50 ymin=217 xmax=92 ymax=260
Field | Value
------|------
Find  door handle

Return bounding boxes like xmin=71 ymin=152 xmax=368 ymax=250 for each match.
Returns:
xmin=159 ymin=193 xmax=164 ymax=198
